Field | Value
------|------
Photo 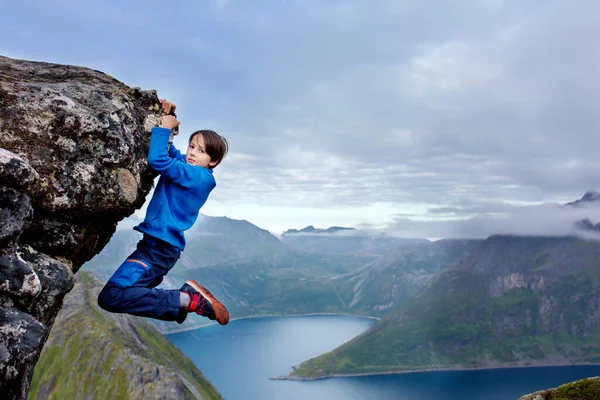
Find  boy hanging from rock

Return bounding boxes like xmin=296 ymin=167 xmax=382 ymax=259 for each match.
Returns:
xmin=98 ymin=99 xmax=230 ymax=325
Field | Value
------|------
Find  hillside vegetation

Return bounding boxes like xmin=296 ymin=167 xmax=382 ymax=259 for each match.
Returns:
xmin=291 ymin=235 xmax=600 ymax=378
xmin=29 ymin=272 xmax=222 ymax=400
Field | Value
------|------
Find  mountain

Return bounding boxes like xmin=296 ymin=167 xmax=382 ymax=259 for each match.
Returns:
xmin=184 ymin=215 xmax=287 ymax=267
xmin=289 ymin=234 xmax=600 ymax=379
xmin=565 ymin=190 xmax=600 ymax=207
xmin=28 ymin=271 xmax=222 ymax=400
xmin=330 ymin=239 xmax=480 ymax=315
xmin=519 ymin=376 xmax=600 ymax=400
xmin=86 ymin=214 xmax=289 ymax=283
xmin=82 ymin=216 xmax=398 ymax=332
xmin=283 ymin=225 xmax=356 ymax=235
xmin=573 ymin=218 xmax=600 ymax=233
xmin=83 ymin=217 xmax=474 ymax=333
xmin=280 ymin=225 xmax=424 ymax=256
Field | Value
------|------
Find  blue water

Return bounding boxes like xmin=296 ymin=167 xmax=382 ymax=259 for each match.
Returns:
xmin=167 ymin=315 xmax=600 ymax=400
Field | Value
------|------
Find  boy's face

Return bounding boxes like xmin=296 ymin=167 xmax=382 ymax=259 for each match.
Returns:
xmin=186 ymin=134 xmax=217 ymax=168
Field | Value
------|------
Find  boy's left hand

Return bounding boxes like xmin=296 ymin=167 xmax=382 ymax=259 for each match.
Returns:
xmin=159 ymin=99 xmax=180 ymax=130
xmin=160 ymin=99 xmax=176 ymax=115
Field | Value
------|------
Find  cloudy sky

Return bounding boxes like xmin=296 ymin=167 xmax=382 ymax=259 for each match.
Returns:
xmin=3 ymin=0 xmax=600 ymax=238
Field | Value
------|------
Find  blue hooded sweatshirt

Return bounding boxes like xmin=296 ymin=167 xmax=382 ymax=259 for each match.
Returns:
xmin=134 ymin=126 xmax=216 ymax=251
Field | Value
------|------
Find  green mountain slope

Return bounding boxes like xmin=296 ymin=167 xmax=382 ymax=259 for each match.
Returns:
xmin=290 ymin=235 xmax=600 ymax=379
xmin=519 ymin=376 xmax=600 ymax=400
xmin=84 ymin=214 xmax=290 ymax=280
xmin=150 ymin=253 xmax=374 ymax=333
xmin=82 ymin=217 xmax=404 ymax=332
xmin=84 ymin=237 xmax=476 ymax=333
xmin=184 ymin=215 xmax=288 ymax=265
xmin=28 ymin=272 xmax=222 ymax=400
xmin=82 ymin=215 xmax=477 ymax=333
xmin=84 ymin=216 xmax=382 ymax=285
xmin=331 ymin=239 xmax=479 ymax=315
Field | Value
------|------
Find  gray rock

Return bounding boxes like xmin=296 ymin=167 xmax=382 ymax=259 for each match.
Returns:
xmin=0 ymin=55 xmax=163 ymax=399
xmin=0 ymin=250 xmax=41 ymax=300
xmin=18 ymin=245 xmax=74 ymax=326
xmin=0 ymin=55 xmax=162 ymax=267
xmin=0 ymin=148 xmax=39 ymax=190
xmin=0 ymin=307 xmax=46 ymax=400
xmin=0 ymin=186 xmax=33 ymax=246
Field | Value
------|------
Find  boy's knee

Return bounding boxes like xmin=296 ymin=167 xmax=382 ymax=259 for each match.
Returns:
xmin=97 ymin=284 xmax=121 ymax=312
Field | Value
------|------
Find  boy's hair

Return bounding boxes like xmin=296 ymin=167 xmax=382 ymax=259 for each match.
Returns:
xmin=189 ymin=130 xmax=228 ymax=169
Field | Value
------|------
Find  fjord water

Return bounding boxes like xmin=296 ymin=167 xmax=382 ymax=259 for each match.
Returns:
xmin=167 ymin=316 xmax=600 ymax=400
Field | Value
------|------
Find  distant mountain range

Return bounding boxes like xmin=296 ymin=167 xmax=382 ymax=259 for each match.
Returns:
xmin=282 ymin=225 xmax=357 ymax=235
xmin=565 ymin=190 xmax=600 ymax=207
xmin=280 ymin=226 xmax=425 ymax=257
xmin=279 ymin=191 xmax=600 ymax=379
xmin=83 ymin=190 xmax=600 ymax=380
xmin=289 ymin=233 xmax=600 ymax=378
xmin=58 ymin=190 xmax=600 ymax=397
xmin=82 ymin=216 xmax=477 ymax=333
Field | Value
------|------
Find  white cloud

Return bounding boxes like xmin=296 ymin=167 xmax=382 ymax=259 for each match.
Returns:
xmin=200 ymin=201 xmax=417 ymax=235
xmin=389 ymin=199 xmax=600 ymax=239
xmin=405 ymin=41 xmax=501 ymax=97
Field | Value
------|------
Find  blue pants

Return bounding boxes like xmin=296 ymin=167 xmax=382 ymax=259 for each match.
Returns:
xmin=98 ymin=234 xmax=184 ymax=322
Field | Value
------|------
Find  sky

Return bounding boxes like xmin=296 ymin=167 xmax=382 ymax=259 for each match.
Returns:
xmin=3 ymin=0 xmax=600 ymax=238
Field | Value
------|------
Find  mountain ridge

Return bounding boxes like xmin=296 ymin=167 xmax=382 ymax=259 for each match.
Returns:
xmin=289 ymin=233 xmax=600 ymax=379
xmin=565 ymin=190 xmax=600 ymax=207
xmin=83 ymin=215 xmax=478 ymax=332
xmin=282 ymin=225 xmax=357 ymax=235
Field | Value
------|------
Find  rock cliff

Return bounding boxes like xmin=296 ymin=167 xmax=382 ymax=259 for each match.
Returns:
xmin=0 ymin=55 xmax=163 ymax=399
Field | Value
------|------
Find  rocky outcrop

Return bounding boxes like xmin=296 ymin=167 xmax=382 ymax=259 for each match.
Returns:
xmin=0 ymin=55 xmax=164 ymax=399
xmin=518 ymin=376 xmax=600 ymax=400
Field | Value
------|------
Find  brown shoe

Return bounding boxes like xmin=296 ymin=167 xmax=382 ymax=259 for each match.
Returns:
xmin=180 ymin=280 xmax=229 ymax=325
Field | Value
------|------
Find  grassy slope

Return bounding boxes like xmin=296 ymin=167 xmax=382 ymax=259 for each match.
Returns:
xmin=28 ymin=272 xmax=222 ymax=400
xmin=519 ymin=376 xmax=600 ymax=400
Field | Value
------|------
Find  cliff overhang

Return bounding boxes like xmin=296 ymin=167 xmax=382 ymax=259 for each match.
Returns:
xmin=0 ymin=55 xmax=163 ymax=399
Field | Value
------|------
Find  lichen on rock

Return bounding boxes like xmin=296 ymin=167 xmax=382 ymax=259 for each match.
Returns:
xmin=0 ymin=55 xmax=164 ymax=400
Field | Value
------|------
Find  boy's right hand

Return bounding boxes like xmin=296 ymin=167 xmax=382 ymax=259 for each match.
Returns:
xmin=160 ymin=114 xmax=180 ymax=131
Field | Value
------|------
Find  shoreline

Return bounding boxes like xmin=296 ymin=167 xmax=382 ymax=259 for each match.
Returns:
xmin=162 ymin=312 xmax=380 ymax=335
xmin=270 ymin=362 xmax=600 ymax=381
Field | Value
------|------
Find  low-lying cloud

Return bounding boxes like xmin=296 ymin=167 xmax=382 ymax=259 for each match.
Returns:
xmin=387 ymin=200 xmax=600 ymax=239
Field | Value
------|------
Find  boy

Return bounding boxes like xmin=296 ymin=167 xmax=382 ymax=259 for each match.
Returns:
xmin=98 ymin=99 xmax=229 ymax=325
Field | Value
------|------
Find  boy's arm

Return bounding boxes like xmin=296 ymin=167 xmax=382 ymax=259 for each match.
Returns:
xmin=168 ymin=143 xmax=187 ymax=162
xmin=147 ymin=127 xmax=214 ymax=187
